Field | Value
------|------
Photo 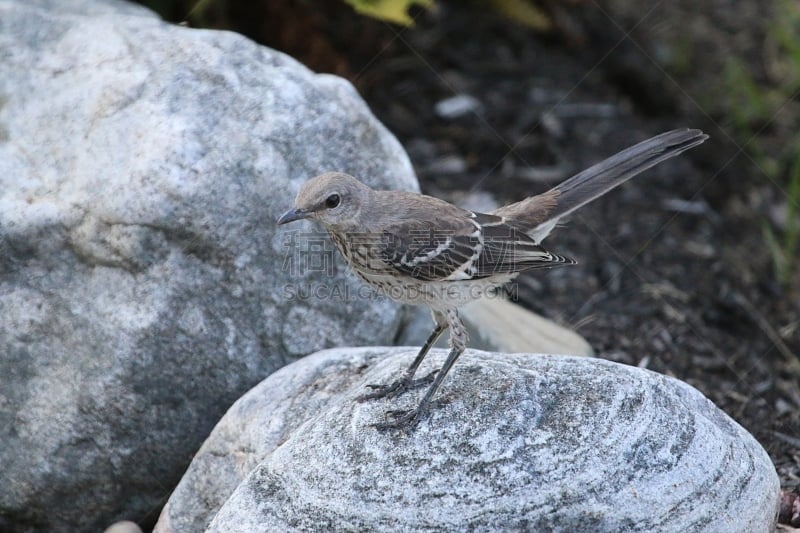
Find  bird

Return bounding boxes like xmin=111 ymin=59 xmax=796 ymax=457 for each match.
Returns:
xmin=277 ymin=128 xmax=707 ymax=429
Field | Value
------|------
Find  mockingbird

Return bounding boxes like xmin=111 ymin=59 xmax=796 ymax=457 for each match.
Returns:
xmin=278 ymin=128 xmax=707 ymax=428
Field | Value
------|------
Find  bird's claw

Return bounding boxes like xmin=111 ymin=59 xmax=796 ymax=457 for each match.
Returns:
xmin=356 ymin=369 xmax=438 ymax=402
xmin=371 ymin=406 xmax=427 ymax=430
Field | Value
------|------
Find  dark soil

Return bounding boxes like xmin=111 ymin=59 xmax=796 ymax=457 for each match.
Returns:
xmin=146 ymin=0 xmax=800 ymax=518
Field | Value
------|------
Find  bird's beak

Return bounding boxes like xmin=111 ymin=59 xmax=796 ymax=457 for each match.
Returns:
xmin=277 ymin=207 xmax=312 ymax=225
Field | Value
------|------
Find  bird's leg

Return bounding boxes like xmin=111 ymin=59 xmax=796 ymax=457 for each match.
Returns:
xmin=357 ymin=311 xmax=447 ymax=402
xmin=374 ymin=308 xmax=467 ymax=429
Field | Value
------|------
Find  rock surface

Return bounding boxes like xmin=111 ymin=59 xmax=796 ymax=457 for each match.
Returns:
xmin=0 ymin=0 xmax=415 ymax=530
xmin=399 ymin=298 xmax=594 ymax=356
xmin=157 ymin=347 xmax=780 ymax=533
xmin=103 ymin=522 xmax=143 ymax=533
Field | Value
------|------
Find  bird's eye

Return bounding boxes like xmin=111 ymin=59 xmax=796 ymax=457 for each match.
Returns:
xmin=325 ymin=194 xmax=341 ymax=209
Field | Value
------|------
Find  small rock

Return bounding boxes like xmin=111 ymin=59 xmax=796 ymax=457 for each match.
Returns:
xmin=104 ymin=521 xmax=143 ymax=533
xmin=540 ymin=110 xmax=565 ymax=138
xmin=397 ymin=298 xmax=592 ymax=356
xmin=662 ymin=197 xmax=720 ymax=222
xmin=453 ymin=190 xmax=500 ymax=213
xmin=769 ymin=201 xmax=800 ymax=233
xmin=463 ymin=298 xmax=593 ymax=355
xmin=425 ymin=154 xmax=468 ymax=175
xmin=434 ymin=94 xmax=483 ymax=119
xmin=405 ymin=137 xmax=438 ymax=161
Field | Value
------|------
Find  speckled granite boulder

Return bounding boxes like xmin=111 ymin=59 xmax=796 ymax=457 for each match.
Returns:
xmin=0 ymin=0 xmax=415 ymax=530
xmin=156 ymin=347 xmax=780 ymax=532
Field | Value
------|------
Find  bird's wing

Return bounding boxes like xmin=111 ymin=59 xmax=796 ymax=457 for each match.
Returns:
xmin=475 ymin=214 xmax=575 ymax=276
xmin=379 ymin=212 xmax=574 ymax=282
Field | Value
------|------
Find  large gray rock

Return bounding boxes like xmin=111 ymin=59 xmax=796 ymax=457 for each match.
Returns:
xmin=0 ymin=1 xmax=415 ymax=530
xmin=158 ymin=347 xmax=780 ymax=532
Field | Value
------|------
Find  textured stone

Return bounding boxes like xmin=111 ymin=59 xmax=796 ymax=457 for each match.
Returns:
xmin=158 ymin=347 xmax=780 ymax=532
xmin=0 ymin=0 xmax=415 ymax=530
xmin=103 ymin=522 xmax=143 ymax=533
xmin=398 ymin=298 xmax=593 ymax=356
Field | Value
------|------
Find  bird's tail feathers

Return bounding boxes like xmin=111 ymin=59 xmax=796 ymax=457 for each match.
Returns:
xmin=547 ymin=128 xmax=707 ymax=222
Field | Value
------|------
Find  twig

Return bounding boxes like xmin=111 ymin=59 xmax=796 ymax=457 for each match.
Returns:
xmin=729 ymin=291 xmax=800 ymax=375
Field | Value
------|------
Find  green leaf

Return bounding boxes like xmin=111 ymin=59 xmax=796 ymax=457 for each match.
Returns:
xmin=488 ymin=0 xmax=551 ymax=31
xmin=344 ymin=0 xmax=434 ymax=26
xmin=763 ymin=222 xmax=786 ymax=283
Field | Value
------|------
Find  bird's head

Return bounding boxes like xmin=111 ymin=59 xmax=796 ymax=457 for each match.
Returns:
xmin=277 ymin=172 xmax=371 ymax=229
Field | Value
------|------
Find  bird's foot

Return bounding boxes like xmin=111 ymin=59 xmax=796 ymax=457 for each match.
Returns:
xmin=371 ymin=404 xmax=429 ymax=430
xmin=356 ymin=369 xmax=438 ymax=402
